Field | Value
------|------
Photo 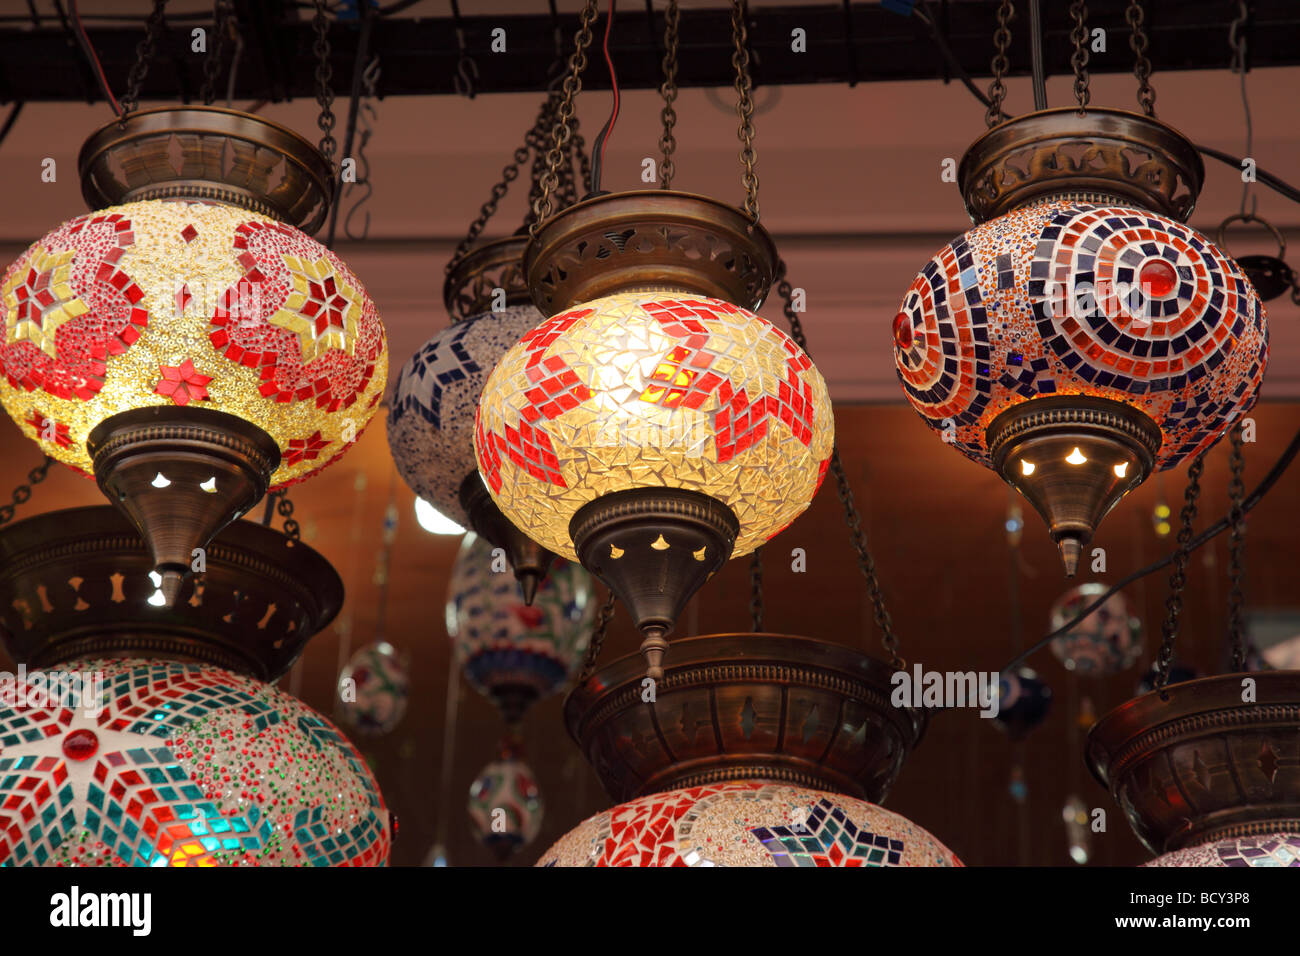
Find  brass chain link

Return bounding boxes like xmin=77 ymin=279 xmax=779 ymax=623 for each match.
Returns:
xmin=659 ymin=0 xmax=680 ymax=190
xmin=313 ymin=0 xmax=337 ymax=166
xmin=1069 ymin=0 xmax=1091 ymax=112
xmin=1153 ymin=453 xmax=1204 ymax=694
xmin=749 ymin=547 xmax=764 ymax=632
xmin=0 ymin=456 xmax=52 ymax=527
xmin=774 ymin=261 xmax=903 ymax=669
xmin=731 ymin=0 xmax=759 ymax=222
xmin=1126 ymin=0 xmax=1156 ymax=117
xmin=1226 ymin=422 xmax=1248 ymax=670
xmin=530 ymin=0 xmax=599 ymax=236
xmin=200 ymin=0 xmax=233 ymax=106
xmin=986 ymin=0 xmax=1015 ymax=128
xmin=276 ymin=491 xmax=302 ymax=543
xmin=578 ymin=590 xmax=618 ymax=682
xmin=121 ymin=0 xmax=169 ymax=117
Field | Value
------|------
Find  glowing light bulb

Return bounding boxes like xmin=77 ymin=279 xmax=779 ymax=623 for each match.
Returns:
xmin=1065 ymin=448 xmax=1088 ymax=465
xmin=1113 ymin=462 xmax=1129 ymax=478
xmin=147 ymin=590 xmax=166 ymax=607
xmin=413 ymin=497 xmax=466 ymax=535
xmin=1020 ymin=460 xmax=1036 ymax=476
xmin=200 ymin=476 xmax=217 ymax=493
xmin=149 ymin=570 xmax=162 ymax=587
xmin=151 ymin=472 xmax=171 ymax=488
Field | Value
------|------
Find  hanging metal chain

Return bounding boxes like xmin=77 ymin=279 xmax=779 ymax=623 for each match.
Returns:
xmin=313 ymin=0 xmax=338 ymax=167
xmin=731 ymin=0 xmax=759 ymax=222
xmin=447 ymin=122 xmax=537 ymax=276
xmin=578 ymin=590 xmax=618 ymax=682
xmin=276 ymin=491 xmax=302 ymax=543
xmin=986 ymin=0 xmax=1015 ymax=128
xmin=1126 ymin=0 xmax=1156 ymax=117
xmin=1153 ymin=453 xmax=1204 ymax=694
xmin=0 ymin=456 xmax=52 ymax=527
xmin=1069 ymin=1 xmax=1091 ymax=112
xmin=1226 ymin=422 xmax=1248 ymax=670
xmin=749 ymin=547 xmax=764 ymax=632
xmin=774 ymin=262 xmax=903 ymax=668
xmin=120 ymin=0 xmax=169 ymax=117
xmin=659 ymin=0 xmax=680 ymax=190
xmin=531 ymin=0 xmax=599 ymax=237
xmin=199 ymin=1 xmax=234 ymax=106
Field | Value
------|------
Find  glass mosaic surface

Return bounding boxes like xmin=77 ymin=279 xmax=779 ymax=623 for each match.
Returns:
xmin=1147 ymin=833 xmax=1300 ymax=867
xmin=338 ymin=641 xmax=410 ymax=737
xmin=445 ymin=532 xmax=594 ymax=708
xmin=1049 ymin=582 xmax=1143 ymax=675
xmin=0 ymin=200 xmax=388 ymax=487
xmin=467 ymin=750 xmax=544 ymax=859
xmin=894 ymin=199 xmax=1268 ymax=470
xmin=536 ymin=781 xmax=960 ymax=868
xmin=474 ymin=292 xmax=834 ymax=561
xmin=0 ymin=659 xmax=390 ymax=866
xmin=388 ymin=304 xmax=542 ymax=524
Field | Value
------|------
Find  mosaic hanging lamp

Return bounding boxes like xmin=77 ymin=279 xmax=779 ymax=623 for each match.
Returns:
xmin=1049 ymin=582 xmax=1143 ymax=675
xmin=0 ymin=107 xmax=386 ymax=604
xmin=467 ymin=732 xmax=545 ymax=862
xmin=893 ymin=108 xmax=1266 ymax=575
xmin=339 ymin=641 xmax=411 ymax=738
xmin=0 ymin=505 xmax=391 ymax=866
xmin=445 ymin=531 xmax=594 ymax=725
xmin=475 ymin=1 xmax=833 ymax=679
xmin=538 ymin=634 xmax=958 ymax=867
xmin=389 ymin=88 xmax=589 ymax=603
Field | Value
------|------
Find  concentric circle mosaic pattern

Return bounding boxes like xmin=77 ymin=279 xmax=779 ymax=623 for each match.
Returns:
xmin=0 ymin=659 xmax=390 ymax=866
xmin=475 ymin=292 xmax=834 ymax=561
xmin=893 ymin=199 xmax=1268 ymax=469
xmin=0 ymin=200 xmax=387 ymax=486
xmin=388 ymin=304 xmax=542 ymax=525
xmin=445 ymin=532 xmax=594 ymax=706
xmin=467 ymin=753 xmax=544 ymax=858
xmin=1146 ymin=833 xmax=1300 ymax=867
xmin=1049 ymin=582 xmax=1143 ymax=675
xmin=536 ymin=781 xmax=960 ymax=867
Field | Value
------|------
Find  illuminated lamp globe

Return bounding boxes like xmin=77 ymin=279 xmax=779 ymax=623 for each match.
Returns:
xmin=339 ymin=641 xmax=411 ymax=737
xmin=467 ymin=737 xmax=545 ymax=862
xmin=0 ymin=659 xmax=391 ymax=866
xmin=0 ymin=107 xmax=386 ymax=606
xmin=893 ymin=109 xmax=1266 ymax=575
xmin=389 ymin=236 xmax=553 ymax=601
xmin=1049 ymin=582 xmax=1143 ymax=675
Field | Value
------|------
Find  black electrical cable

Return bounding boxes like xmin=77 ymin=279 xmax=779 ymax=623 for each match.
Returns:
xmin=326 ymin=0 xmax=374 ymax=250
xmin=1029 ymin=0 xmax=1047 ymax=110
xmin=1002 ymin=422 xmax=1300 ymax=675
xmin=0 ymin=102 xmax=24 ymax=151
xmin=66 ymin=0 xmax=122 ymax=117
xmin=1196 ymin=143 xmax=1300 ymax=205
xmin=590 ymin=0 xmax=619 ymax=194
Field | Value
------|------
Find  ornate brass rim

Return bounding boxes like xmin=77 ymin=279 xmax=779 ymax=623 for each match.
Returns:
xmin=78 ymin=106 xmax=334 ymax=232
xmin=987 ymin=395 xmax=1163 ymax=464
xmin=565 ymin=632 xmax=925 ymax=803
xmin=0 ymin=505 xmax=342 ymax=682
xmin=524 ymin=190 xmax=778 ymax=317
xmin=959 ymin=107 xmax=1204 ymax=224
xmin=1087 ymin=670 xmax=1300 ymax=853
xmin=443 ymin=235 xmax=532 ymax=320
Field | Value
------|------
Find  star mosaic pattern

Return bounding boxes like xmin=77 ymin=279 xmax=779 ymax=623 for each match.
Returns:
xmin=388 ymin=305 xmax=541 ymax=525
xmin=474 ymin=292 xmax=834 ymax=562
xmin=536 ymin=781 xmax=961 ymax=867
xmin=893 ymin=199 xmax=1268 ymax=470
xmin=0 ymin=659 xmax=390 ymax=867
xmin=0 ymin=200 xmax=387 ymax=487
xmin=445 ymin=532 xmax=594 ymax=709
xmin=1147 ymin=833 xmax=1300 ymax=867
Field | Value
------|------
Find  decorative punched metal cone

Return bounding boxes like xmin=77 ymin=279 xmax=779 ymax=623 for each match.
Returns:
xmin=444 ymin=235 xmax=531 ymax=320
xmin=958 ymin=107 xmax=1204 ymax=224
xmin=524 ymin=189 xmax=778 ymax=316
xmin=988 ymin=396 xmax=1160 ymax=576
xmin=565 ymin=633 xmax=926 ymax=802
xmin=0 ymin=505 xmax=341 ymax=681
xmin=459 ymin=471 xmax=557 ymax=607
xmin=568 ymin=488 xmax=739 ymax=680
xmin=1087 ymin=671 xmax=1300 ymax=854
xmin=78 ymin=105 xmax=334 ymax=231
xmin=87 ymin=406 xmax=281 ymax=607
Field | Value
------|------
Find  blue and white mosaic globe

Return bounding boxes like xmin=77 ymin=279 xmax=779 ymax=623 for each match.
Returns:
xmin=387 ymin=305 xmax=542 ymax=525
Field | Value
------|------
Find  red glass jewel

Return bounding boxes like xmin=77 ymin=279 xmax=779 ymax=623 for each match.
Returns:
xmin=62 ymin=729 xmax=99 ymax=762
xmin=1139 ymin=260 xmax=1178 ymax=298
xmin=892 ymin=312 xmax=914 ymax=349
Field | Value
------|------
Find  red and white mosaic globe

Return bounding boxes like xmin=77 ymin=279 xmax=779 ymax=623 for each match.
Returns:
xmin=474 ymin=292 xmax=834 ymax=561
xmin=893 ymin=199 xmax=1268 ymax=470
xmin=536 ymin=781 xmax=960 ymax=867
xmin=0 ymin=200 xmax=387 ymax=487
xmin=0 ymin=659 xmax=391 ymax=867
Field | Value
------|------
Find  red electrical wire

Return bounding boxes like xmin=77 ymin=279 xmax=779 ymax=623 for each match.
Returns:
xmin=68 ymin=0 xmax=123 ymax=117
xmin=591 ymin=0 xmax=619 ymax=191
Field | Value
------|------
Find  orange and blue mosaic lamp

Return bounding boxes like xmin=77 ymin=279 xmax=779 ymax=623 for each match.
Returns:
xmin=0 ymin=659 xmax=390 ymax=867
xmin=893 ymin=109 xmax=1267 ymax=574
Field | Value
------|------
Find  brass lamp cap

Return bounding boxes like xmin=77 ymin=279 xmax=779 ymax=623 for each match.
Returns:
xmin=443 ymin=235 xmax=532 ymax=321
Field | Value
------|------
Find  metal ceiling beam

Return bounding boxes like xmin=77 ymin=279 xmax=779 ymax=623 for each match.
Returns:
xmin=0 ymin=1 xmax=1296 ymax=103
